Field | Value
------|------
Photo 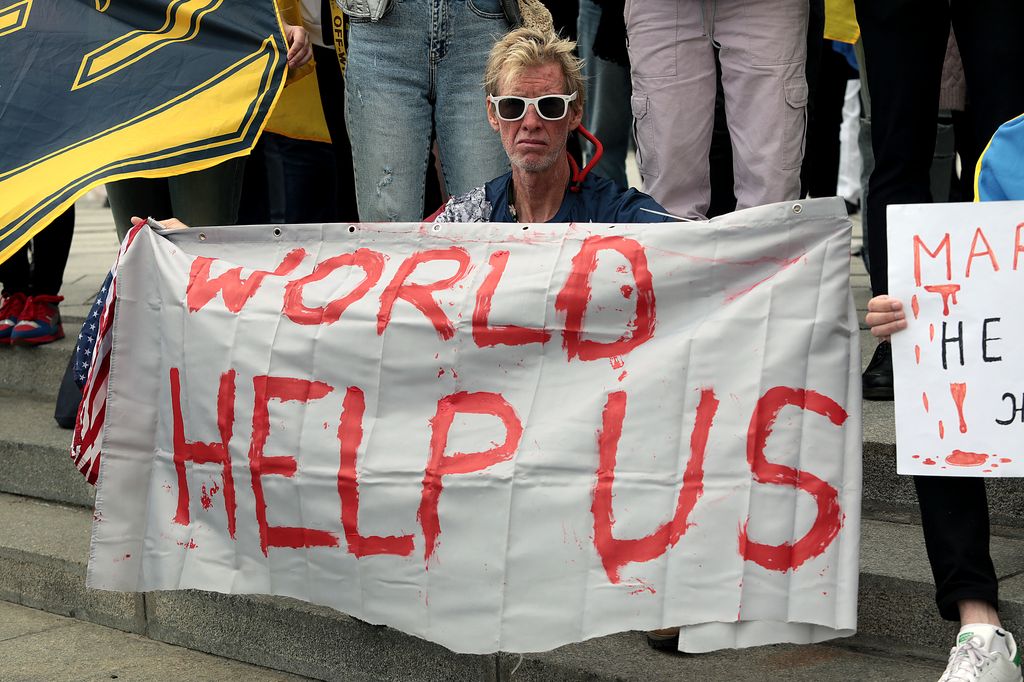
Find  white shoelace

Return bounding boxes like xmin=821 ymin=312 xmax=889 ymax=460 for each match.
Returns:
xmin=940 ymin=636 xmax=1001 ymax=682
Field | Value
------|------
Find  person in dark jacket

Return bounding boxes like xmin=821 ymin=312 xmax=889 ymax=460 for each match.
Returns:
xmin=434 ymin=27 xmax=673 ymax=225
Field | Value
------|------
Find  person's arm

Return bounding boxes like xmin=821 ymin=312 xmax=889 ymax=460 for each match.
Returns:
xmin=865 ymin=295 xmax=907 ymax=341
xmin=283 ymin=20 xmax=312 ymax=69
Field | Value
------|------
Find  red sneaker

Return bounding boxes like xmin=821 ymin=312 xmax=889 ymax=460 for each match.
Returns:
xmin=12 ymin=294 xmax=64 ymax=346
xmin=0 ymin=291 xmax=27 ymax=345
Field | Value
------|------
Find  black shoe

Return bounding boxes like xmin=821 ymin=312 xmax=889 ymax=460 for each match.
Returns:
xmin=862 ymin=340 xmax=893 ymax=401
xmin=646 ymin=627 xmax=680 ymax=651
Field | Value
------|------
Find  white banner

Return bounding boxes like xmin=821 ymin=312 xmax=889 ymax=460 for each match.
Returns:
xmin=86 ymin=199 xmax=861 ymax=654
xmin=890 ymin=201 xmax=1024 ymax=476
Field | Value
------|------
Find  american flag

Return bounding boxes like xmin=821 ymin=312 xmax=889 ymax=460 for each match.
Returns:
xmin=70 ymin=225 xmax=143 ymax=485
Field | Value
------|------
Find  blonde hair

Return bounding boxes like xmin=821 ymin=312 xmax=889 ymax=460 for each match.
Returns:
xmin=484 ymin=27 xmax=585 ymax=114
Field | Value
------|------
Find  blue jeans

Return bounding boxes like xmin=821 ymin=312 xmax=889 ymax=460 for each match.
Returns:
xmin=577 ymin=0 xmax=633 ymax=188
xmin=345 ymin=0 xmax=510 ymax=221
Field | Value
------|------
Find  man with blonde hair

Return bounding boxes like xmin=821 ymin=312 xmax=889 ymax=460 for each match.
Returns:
xmin=434 ymin=27 xmax=671 ymax=224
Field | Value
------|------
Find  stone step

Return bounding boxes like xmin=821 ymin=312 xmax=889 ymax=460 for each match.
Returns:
xmin=0 ymin=492 xmax=969 ymax=681
xmin=0 ymin=390 xmax=95 ymax=508
xmin=0 ymin=600 xmax=309 ymax=681
xmin=0 ymin=331 xmax=81 ymax=403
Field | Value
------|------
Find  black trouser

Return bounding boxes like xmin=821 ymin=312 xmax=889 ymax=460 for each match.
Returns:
xmin=0 ymin=205 xmax=74 ymax=297
xmin=856 ymin=0 xmax=1024 ymax=621
xmin=915 ymin=476 xmax=997 ymax=621
xmin=856 ymin=0 xmax=1024 ymax=297
xmin=313 ymin=44 xmax=359 ymax=223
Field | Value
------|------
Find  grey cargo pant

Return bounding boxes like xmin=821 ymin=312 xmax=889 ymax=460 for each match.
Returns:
xmin=625 ymin=0 xmax=809 ymax=219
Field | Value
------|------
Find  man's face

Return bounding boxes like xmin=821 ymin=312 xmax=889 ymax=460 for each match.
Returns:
xmin=488 ymin=62 xmax=582 ymax=174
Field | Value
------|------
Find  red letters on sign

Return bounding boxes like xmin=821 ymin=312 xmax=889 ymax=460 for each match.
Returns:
xmin=283 ymin=249 xmax=386 ymax=325
xmin=249 ymin=376 xmax=340 ymax=556
xmin=472 ymin=251 xmax=551 ymax=348
xmin=337 ymin=386 xmax=415 ymax=557
xmin=912 ymin=233 xmax=951 ymax=287
xmin=591 ymin=389 xmax=719 ymax=583
xmin=554 ymin=235 xmax=656 ymax=361
xmin=187 ymin=249 xmax=306 ymax=313
xmin=739 ymin=386 xmax=847 ymax=572
xmin=417 ymin=391 xmax=523 ymax=563
xmin=965 ymin=227 xmax=1000 ymax=278
xmin=377 ymin=247 xmax=472 ymax=339
xmin=170 ymin=368 xmax=238 ymax=537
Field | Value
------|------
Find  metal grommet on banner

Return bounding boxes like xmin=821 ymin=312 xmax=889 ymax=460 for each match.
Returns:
xmin=792 ymin=203 xmax=803 ymax=214
xmin=198 ymin=232 xmax=207 ymax=241
xmin=348 ymin=225 xmax=356 ymax=233
xmin=273 ymin=228 xmax=282 ymax=237
xmin=432 ymin=225 xmax=441 ymax=232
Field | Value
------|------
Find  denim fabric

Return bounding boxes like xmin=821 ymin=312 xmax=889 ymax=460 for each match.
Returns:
xmin=577 ymin=0 xmax=632 ymax=188
xmin=345 ymin=0 xmax=510 ymax=221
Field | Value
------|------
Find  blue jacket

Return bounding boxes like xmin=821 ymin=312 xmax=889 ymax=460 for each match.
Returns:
xmin=435 ymin=171 xmax=675 ymax=223
xmin=976 ymin=112 xmax=1024 ymax=202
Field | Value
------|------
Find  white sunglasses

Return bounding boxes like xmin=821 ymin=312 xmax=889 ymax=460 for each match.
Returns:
xmin=488 ymin=92 xmax=578 ymax=121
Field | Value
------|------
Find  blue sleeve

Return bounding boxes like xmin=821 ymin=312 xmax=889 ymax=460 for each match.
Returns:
xmin=977 ymin=113 xmax=1024 ymax=202
xmin=608 ymin=187 xmax=676 ymax=223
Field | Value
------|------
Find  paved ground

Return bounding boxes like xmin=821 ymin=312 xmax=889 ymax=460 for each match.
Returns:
xmin=0 ymin=601 xmax=307 ymax=681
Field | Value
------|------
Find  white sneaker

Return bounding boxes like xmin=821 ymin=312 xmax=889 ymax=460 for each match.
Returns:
xmin=938 ymin=624 xmax=1023 ymax=682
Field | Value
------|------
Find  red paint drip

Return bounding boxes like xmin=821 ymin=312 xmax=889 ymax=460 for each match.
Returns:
xmin=628 ymin=578 xmax=657 ymax=596
xmin=939 ymin=420 xmax=945 ymax=439
xmin=199 ymin=484 xmax=213 ymax=510
xmin=176 ymin=539 xmax=198 ymax=550
xmin=950 ymin=383 xmax=968 ymax=433
xmin=923 ymin=284 xmax=961 ymax=316
xmin=923 ymin=458 xmax=936 ymax=465
xmin=617 ymin=371 xmax=628 ymax=382
xmin=610 ymin=356 xmax=624 ymax=370
xmin=945 ymin=450 xmax=988 ymax=467
xmin=922 ymin=392 xmax=929 ymax=413
xmin=915 ymin=345 xmax=921 ymax=364
xmin=929 ymin=324 xmax=935 ymax=342
xmin=437 ymin=368 xmax=445 ymax=378
xmin=1001 ymin=458 xmax=1012 ymax=464
xmin=723 ymin=257 xmax=802 ymax=303
xmin=912 ymin=454 xmax=920 ymax=459
xmin=620 ymin=285 xmax=634 ymax=298
xmin=911 ymin=295 xmax=920 ymax=319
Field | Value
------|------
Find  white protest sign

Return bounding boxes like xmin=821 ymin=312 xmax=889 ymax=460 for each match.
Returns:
xmin=890 ymin=201 xmax=1024 ymax=476
xmin=82 ymin=199 xmax=861 ymax=654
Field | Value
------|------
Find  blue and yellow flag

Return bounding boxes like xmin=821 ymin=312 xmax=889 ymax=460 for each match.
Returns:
xmin=0 ymin=0 xmax=289 ymax=262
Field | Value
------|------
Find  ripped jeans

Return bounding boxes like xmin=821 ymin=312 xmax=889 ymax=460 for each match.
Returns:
xmin=344 ymin=0 xmax=510 ymax=221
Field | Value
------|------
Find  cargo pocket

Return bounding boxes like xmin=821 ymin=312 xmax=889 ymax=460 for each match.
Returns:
xmin=631 ymin=93 xmax=659 ymax=177
xmin=782 ymin=77 xmax=808 ymax=171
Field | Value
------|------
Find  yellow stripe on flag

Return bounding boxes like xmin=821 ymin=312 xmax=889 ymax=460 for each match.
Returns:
xmin=0 ymin=37 xmax=285 ymax=263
